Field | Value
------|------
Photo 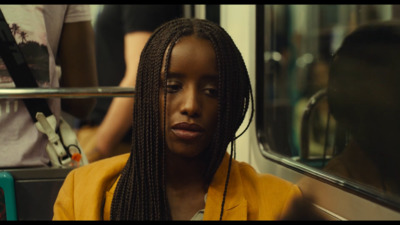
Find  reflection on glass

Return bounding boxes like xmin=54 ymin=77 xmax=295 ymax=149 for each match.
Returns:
xmin=324 ymin=21 xmax=400 ymax=196
xmin=259 ymin=4 xmax=400 ymax=207
xmin=294 ymin=60 xmax=335 ymax=167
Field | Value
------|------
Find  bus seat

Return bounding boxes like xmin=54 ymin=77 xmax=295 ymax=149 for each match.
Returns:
xmin=0 ymin=171 xmax=17 ymax=221
xmin=1 ymin=167 xmax=72 ymax=220
xmin=299 ymin=88 xmax=334 ymax=168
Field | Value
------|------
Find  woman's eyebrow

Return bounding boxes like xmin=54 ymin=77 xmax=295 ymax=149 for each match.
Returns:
xmin=162 ymin=72 xmax=219 ymax=82
xmin=160 ymin=71 xmax=182 ymax=80
xmin=166 ymin=72 xmax=184 ymax=79
xmin=167 ymin=72 xmax=218 ymax=78
xmin=204 ymin=74 xmax=218 ymax=78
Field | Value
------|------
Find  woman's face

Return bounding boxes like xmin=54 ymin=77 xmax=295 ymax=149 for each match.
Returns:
xmin=160 ymin=35 xmax=219 ymax=159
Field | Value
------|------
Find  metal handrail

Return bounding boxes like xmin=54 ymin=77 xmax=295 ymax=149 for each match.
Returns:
xmin=0 ymin=86 xmax=135 ymax=99
xmin=300 ymin=88 xmax=327 ymax=160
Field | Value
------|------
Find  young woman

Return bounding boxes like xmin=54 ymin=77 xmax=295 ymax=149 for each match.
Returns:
xmin=53 ymin=18 xmax=303 ymax=220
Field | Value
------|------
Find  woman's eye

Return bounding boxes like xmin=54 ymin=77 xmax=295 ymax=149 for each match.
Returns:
xmin=204 ymin=87 xmax=218 ymax=98
xmin=166 ymin=81 xmax=181 ymax=93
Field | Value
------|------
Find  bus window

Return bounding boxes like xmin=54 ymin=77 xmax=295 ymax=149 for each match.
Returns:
xmin=257 ymin=4 xmax=400 ymax=210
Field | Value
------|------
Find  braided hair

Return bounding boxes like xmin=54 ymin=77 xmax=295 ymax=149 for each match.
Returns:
xmin=110 ymin=18 xmax=254 ymax=220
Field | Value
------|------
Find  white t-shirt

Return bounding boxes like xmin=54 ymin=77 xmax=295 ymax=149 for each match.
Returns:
xmin=0 ymin=5 xmax=91 ymax=168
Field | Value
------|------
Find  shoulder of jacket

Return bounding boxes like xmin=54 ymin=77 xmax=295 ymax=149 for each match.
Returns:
xmin=69 ymin=153 xmax=129 ymax=183
xmin=235 ymin=160 xmax=295 ymax=188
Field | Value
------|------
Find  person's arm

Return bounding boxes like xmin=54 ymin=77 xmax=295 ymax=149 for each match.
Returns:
xmin=91 ymin=31 xmax=152 ymax=160
xmin=58 ymin=21 xmax=98 ymax=119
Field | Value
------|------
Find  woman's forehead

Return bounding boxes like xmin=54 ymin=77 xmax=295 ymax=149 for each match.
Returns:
xmin=161 ymin=36 xmax=217 ymax=77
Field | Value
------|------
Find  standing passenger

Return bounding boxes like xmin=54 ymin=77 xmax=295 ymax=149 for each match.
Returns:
xmin=0 ymin=5 xmax=97 ymax=168
xmin=53 ymin=18 xmax=303 ymax=220
xmin=78 ymin=5 xmax=183 ymax=163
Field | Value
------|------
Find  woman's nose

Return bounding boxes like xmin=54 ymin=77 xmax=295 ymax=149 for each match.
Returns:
xmin=180 ymin=87 xmax=201 ymax=117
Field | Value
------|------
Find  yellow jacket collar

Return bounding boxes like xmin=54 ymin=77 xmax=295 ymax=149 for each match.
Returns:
xmin=203 ymin=152 xmax=248 ymax=220
xmin=103 ymin=153 xmax=247 ymax=220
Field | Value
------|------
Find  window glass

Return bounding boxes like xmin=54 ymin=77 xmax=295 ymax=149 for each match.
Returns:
xmin=258 ymin=4 xmax=400 ymax=207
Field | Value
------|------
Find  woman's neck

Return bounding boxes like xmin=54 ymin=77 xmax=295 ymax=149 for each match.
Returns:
xmin=165 ymin=151 xmax=208 ymax=220
xmin=165 ymin=151 xmax=207 ymax=189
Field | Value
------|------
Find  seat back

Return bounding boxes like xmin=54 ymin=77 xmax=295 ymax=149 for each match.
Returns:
xmin=0 ymin=171 xmax=17 ymax=221
xmin=0 ymin=167 xmax=72 ymax=220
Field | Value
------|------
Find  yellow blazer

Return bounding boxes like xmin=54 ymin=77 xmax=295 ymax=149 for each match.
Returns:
xmin=53 ymin=153 xmax=302 ymax=220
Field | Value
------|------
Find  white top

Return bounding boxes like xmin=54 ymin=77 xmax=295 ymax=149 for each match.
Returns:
xmin=0 ymin=5 xmax=91 ymax=168
xmin=190 ymin=193 xmax=207 ymax=221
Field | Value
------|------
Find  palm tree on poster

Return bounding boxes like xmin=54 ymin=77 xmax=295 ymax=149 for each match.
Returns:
xmin=9 ymin=23 xmax=20 ymax=36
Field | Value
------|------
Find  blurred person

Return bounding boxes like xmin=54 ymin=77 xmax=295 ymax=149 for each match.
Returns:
xmin=324 ymin=21 xmax=400 ymax=194
xmin=0 ymin=5 xmax=97 ymax=168
xmin=293 ymin=59 xmax=334 ymax=160
xmin=77 ymin=5 xmax=183 ymax=163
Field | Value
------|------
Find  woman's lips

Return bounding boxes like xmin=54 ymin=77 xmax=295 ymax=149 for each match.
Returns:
xmin=172 ymin=129 xmax=203 ymax=140
xmin=171 ymin=122 xmax=204 ymax=141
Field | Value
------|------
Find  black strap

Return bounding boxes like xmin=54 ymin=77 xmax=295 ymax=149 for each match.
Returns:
xmin=0 ymin=8 xmax=52 ymax=121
